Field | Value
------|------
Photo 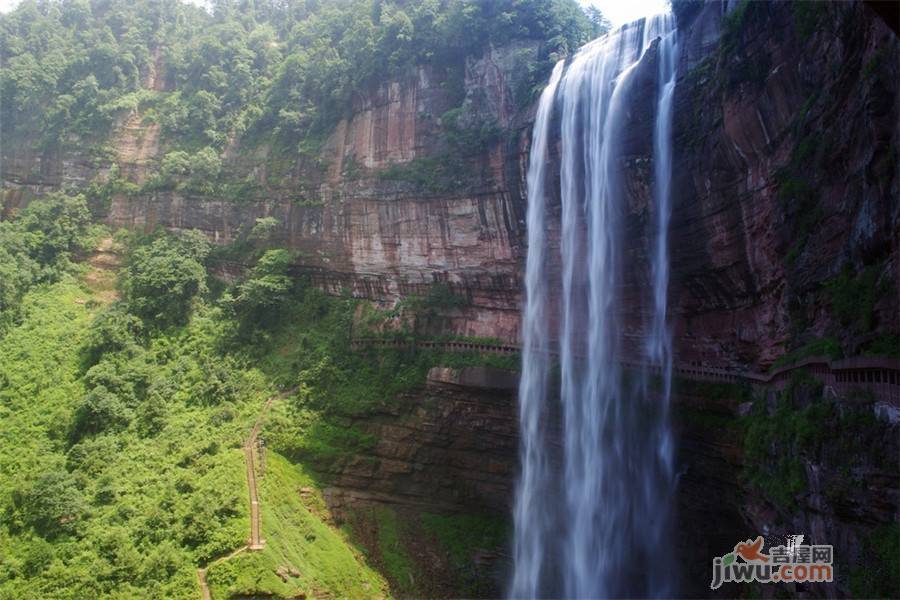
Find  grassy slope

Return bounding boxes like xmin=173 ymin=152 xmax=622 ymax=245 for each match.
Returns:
xmin=0 ymin=278 xmax=252 ymax=598
xmin=206 ymin=452 xmax=386 ymax=598
xmin=0 ymin=269 xmax=387 ymax=598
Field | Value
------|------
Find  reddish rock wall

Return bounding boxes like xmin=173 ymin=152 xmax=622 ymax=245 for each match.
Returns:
xmin=665 ymin=2 xmax=899 ymax=369
xmin=3 ymin=3 xmax=896 ymax=365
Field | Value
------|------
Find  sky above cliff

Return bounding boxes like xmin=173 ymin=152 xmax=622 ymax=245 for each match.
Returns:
xmin=580 ymin=0 xmax=669 ymax=27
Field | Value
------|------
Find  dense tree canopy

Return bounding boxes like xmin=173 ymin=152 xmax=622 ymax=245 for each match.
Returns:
xmin=0 ymin=192 xmax=96 ymax=332
xmin=1 ymin=0 xmax=603 ymax=151
xmin=121 ymin=232 xmax=210 ymax=327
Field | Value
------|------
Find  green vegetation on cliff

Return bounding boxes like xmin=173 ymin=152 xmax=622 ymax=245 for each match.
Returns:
xmin=0 ymin=192 xmax=99 ymax=333
xmin=0 ymin=222 xmax=515 ymax=597
xmin=2 ymin=0 xmax=600 ymax=166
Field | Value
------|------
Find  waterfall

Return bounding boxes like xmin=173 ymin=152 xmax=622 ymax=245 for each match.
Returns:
xmin=511 ymin=60 xmax=565 ymax=599
xmin=512 ymin=13 xmax=678 ymax=599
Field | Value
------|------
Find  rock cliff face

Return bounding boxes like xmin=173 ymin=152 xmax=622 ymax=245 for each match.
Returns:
xmin=672 ymin=376 xmax=900 ymax=599
xmin=313 ymin=367 xmax=520 ymax=598
xmin=665 ymin=1 xmax=899 ymax=369
xmin=319 ymin=367 xmax=519 ymax=516
xmin=3 ymin=3 xmax=896 ymax=366
xmin=104 ymin=43 xmax=539 ymax=342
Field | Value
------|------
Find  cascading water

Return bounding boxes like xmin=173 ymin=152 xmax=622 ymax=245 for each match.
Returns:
xmin=511 ymin=59 xmax=565 ymax=599
xmin=512 ymin=13 xmax=679 ymax=599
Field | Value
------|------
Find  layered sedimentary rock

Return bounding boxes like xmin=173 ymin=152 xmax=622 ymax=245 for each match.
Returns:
xmin=3 ymin=3 xmax=896 ymax=367
xmin=666 ymin=1 xmax=899 ymax=368
xmin=318 ymin=367 xmax=519 ymax=516
xmin=104 ymin=44 xmax=537 ymax=342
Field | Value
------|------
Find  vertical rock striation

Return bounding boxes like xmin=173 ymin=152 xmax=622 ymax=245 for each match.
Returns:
xmin=3 ymin=3 xmax=895 ymax=360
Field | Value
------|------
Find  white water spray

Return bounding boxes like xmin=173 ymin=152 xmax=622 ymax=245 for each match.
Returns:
xmin=512 ymin=13 xmax=679 ymax=599
xmin=511 ymin=60 xmax=565 ymax=599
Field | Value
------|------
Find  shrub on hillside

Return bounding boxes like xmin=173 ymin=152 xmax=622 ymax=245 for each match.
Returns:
xmin=225 ymin=248 xmax=295 ymax=332
xmin=12 ymin=470 xmax=88 ymax=538
xmin=83 ymin=304 xmax=145 ymax=367
xmin=121 ymin=233 xmax=209 ymax=328
xmin=71 ymin=386 xmax=134 ymax=441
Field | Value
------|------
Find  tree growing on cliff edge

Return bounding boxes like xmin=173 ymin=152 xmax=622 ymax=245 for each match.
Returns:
xmin=0 ymin=0 xmax=592 ymax=145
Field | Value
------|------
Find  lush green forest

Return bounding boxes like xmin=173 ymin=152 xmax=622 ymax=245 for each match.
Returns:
xmin=0 ymin=0 xmax=602 ymax=596
xmin=0 ymin=192 xmax=517 ymax=597
xmin=1 ymin=0 xmax=603 ymax=151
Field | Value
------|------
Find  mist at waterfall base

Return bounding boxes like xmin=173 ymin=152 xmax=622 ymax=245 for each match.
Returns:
xmin=511 ymin=13 xmax=679 ymax=599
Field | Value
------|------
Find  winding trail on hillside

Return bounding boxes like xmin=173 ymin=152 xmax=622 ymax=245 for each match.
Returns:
xmin=197 ymin=390 xmax=292 ymax=600
xmin=246 ymin=396 xmax=272 ymax=550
